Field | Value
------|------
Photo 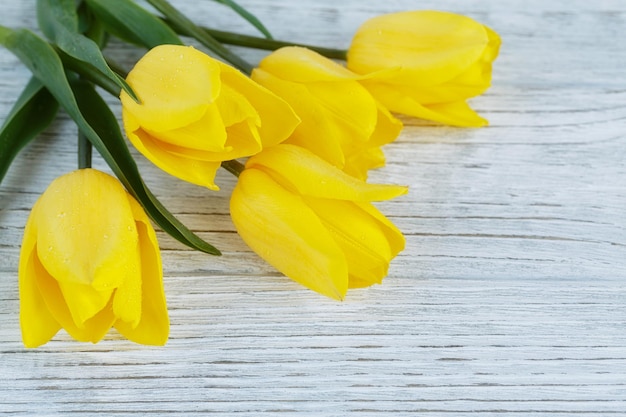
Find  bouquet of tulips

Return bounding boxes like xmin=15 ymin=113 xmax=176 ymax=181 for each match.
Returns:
xmin=0 ymin=0 xmax=500 ymax=347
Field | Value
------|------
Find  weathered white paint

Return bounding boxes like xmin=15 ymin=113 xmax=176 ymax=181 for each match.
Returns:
xmin=1 ymin=0 xmax=625 ymax=415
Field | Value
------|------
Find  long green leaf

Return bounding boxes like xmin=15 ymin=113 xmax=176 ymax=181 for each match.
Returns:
xmin=0 ymin=78 xmax=59 ymax=186
xmin=77 ymin=0 xmax=109 ymax=48
xmin=84 ymin=0 xmax=182 ymax=49
xmin=36 ymin=0 xmax=138 ymax=102
xmin=0 ymin=26 xmax=220 ymax=255
xmin=56 ymin=48 xmax=122 ymax=97
xmin=212 ymin=0 xmax=273 ymax=39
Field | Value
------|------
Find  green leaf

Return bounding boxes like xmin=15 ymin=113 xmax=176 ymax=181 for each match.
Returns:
xmin=212 ymin=0 xmax=273 ymax=39
xmin=0 ymin=78 xmax=59 ymax=187
xmin=77 ymin=0 xmax=109 ymax=48
xmin=56 ymin=49 xmax=126 ymax=97
xmin=84 ymin=0 xmax=182 ymax=49
xmin=36 ymin=0 xmax=138 ymax=102
xmin=146 ymin=0 xmax=253 ymax=74
xmin=0 ymin=26 xmax=220 ymax=255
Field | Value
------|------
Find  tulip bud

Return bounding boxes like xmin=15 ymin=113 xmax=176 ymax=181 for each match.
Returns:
xmin=121 ymin=45 xmax=300 ymax=189
xmin=252 ymin=46 xmax=402 ymax=180
xmin=347 ymin=10 xmax=501 ymax=127
xmin=230 ymin=144 xmax=407 ymax=300
xmin=19 ymin=169 xmax=168 ymax=347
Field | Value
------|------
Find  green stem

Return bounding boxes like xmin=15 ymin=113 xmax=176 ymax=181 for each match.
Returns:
xmin=204 ymin=27 xmax=348 ymax=60
xmin=106 ymin=58 xmax=129 ymax=79
xmin=162 ymin=18 xmax=348 ymax=60
xmin=147 ymin=0 xmax=254 ymax=74
xmin=78 ymin=130 xmax=92 ymax=169
xmin=221 ymin=159 xmax=245 ymax=177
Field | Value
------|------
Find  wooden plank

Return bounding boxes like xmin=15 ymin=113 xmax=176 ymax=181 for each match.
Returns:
xmin=1 ymin=0 xmax=625 ymax=415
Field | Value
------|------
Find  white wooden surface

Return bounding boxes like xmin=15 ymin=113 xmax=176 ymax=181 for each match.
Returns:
xmin=1 ymin=0 xmax=625 ymax=415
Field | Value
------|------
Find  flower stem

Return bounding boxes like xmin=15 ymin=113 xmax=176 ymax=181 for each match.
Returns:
xmin=221 ymin=159 xmax=245 ymax=177
xmin=165 ymin=21 xmax=348 ymax=60
xmin=78 ymin=131 xmax=92 ymax=169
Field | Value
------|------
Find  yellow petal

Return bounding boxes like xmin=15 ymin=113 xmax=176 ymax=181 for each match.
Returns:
xmin=344 ymin=147 xmax=386 ymax=180
xmin=231 ymin=169 xmax=348 ymax=300
xmin=424 ymin=101 xmax=488 ymax=127
xmin=361 ymin=82 xmax=488 ymax=127
xmin=259 ymin=46 xmax=358 ymax=83
xmin=305 ymin=198 xmax=403 ymax=287
xmin=377 ymin=59 xmax=492 ymax=105
xmin=34 ymin=169 xmax=139 ymax=288
xmin=431 ymin=26 xmax=500 ymax=101
xmin=121 ymin=45 xmax=221 ymax=132
xmin=348 ymin=202 xmax=405 ymax=289
xmin=307 ymin=80 xmax=377 ymax=144
xmin=115 ymin=196 xmax=168 ymax=345
xmin=482 ymin=25 xmax=502 ymax=63
xmin=348 ymin=11 xmax=490 ymax=86
xmin=35 ymin=253 xmax=115 ymax=343
xmin=111 ymin=228 xmax=142 ymax=327
xmin=216 ymin=82 xmax=260 ymax=128
xmin=144 ymin=104 xmax=229 ymax=153
xmin=355 ymin=201 xmax=406 ymax=257
xmin=369 ymin=103 xmax=403 ymax=147
xmin=252 ymin=68 xmax=346 ymax=167
xmin=124 ymin=114 xmax=221 ymax=190
xmin=255 ymin=48 xmax=381 ymax=152
xmin=112 ymin=261 xmax=142 ymax=328
xmin=246 ymin=144 xmax=408 ymax=201
xmin=139 ymin=120 xmax=263 ymax=163
xmin=57 ymin=280 xmax=113 ymax=327
xmin=339 ymin=103 xmax=402 ymax=177
xmin=221 ymin=120 xmax=263 ymax=159
xmin=19 ymin=209 xmax=61 ymax=348
xmin=348 ymin=276 xmax=377 ymax=289
xmin=217 ymin=61 xmax=300 ymax=147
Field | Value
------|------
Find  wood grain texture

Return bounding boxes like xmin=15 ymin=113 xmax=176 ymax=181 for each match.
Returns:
xmin=1 ymin=0 xmax=625 ymax=415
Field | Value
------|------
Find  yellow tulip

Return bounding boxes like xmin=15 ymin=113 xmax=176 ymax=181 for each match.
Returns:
xmin=347 ymin=10 xmax=501 ymax=127
xmin=230 ymin=144 xmax=407 ymax=300
xmin=121 ymin=45 xmax=300 ymax=190
xmin=19 ymin=169 xmax=168 ymax=347
xmin=252 ymin=47 xmax=402 ymax=180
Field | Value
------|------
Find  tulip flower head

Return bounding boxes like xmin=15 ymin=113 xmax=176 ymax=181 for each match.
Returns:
xmin=347 ymin=10 xmax=501 ymax=127
xmin=252 ymin=46 xmax=402 ymax=180
xmin=19 ymin=169 xmax=168 ymax=347
xmin=121 ymin=45 xmax=300 ymax=190
xmin=230 ymin=144 xmax=407 ymax=300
